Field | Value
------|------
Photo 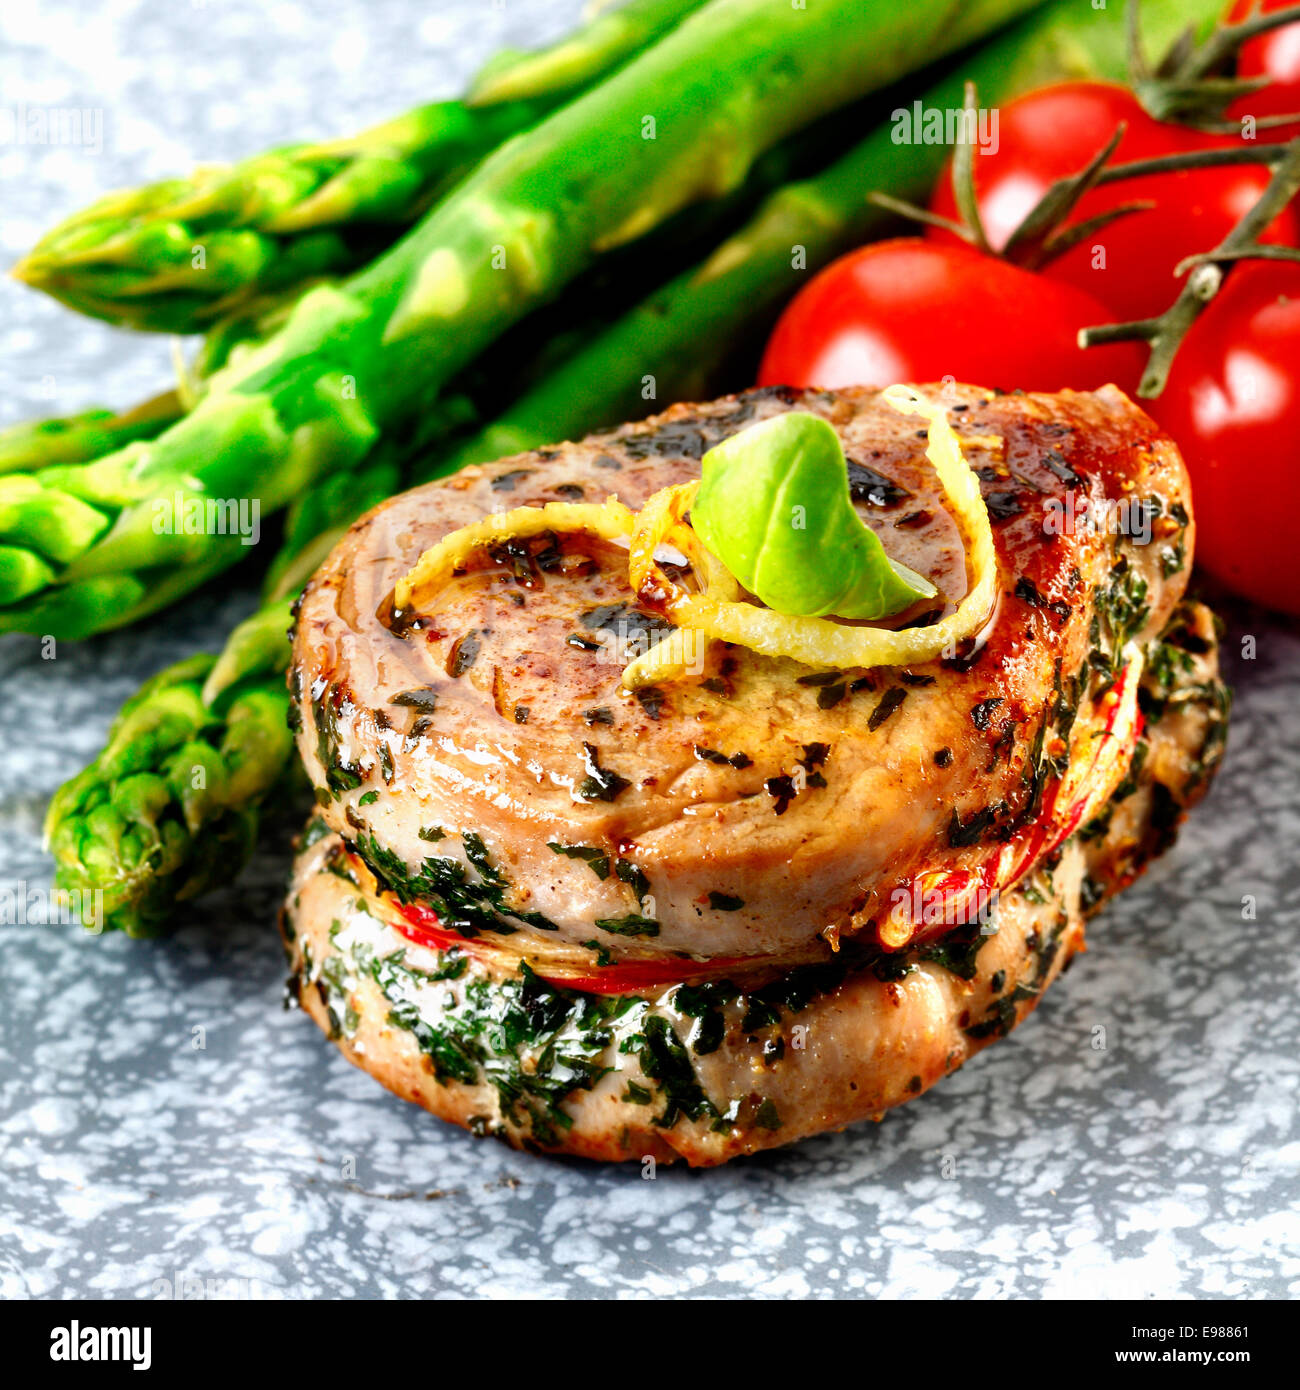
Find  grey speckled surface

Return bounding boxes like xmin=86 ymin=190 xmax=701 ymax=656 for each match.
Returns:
xmin=2 ymin=0 xmax=1299 ymax=1301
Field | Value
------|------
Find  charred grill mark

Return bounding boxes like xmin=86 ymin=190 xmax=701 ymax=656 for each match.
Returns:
xmin=1015 ymin=576 xmax=1071 ymax=623
xmin=948 ymin=804 xmax=1001 ymax=848
xmin=635 ymin=686 xmax=666 ymax=720
xmin=765 ymin=774 xmax=797 ymax=816
xmin=621 ymin=420 xmax=714 ymax=460
xmin=970 ymin=698 xmax=1003 ymax=731
xmin=717 ymin=383 xmax=804 ymax=419
xmin=798 ymin=743 xmax=829 ymax=788
xmin=403 ymin=716 xmax=436 ymax=752
xmin=818 ymin=683 xmax=847 ymax=710
xmin=943 ymin=637 xmax=988 ymax=674
xmin=984 ymin=490 xmax=1023 ymax=521
xmin=579 ymin=602 xmax=666 ymax=658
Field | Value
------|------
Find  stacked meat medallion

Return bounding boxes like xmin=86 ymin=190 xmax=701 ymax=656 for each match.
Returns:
xmin=283 ymin=384 xmax=1226 ymax=1166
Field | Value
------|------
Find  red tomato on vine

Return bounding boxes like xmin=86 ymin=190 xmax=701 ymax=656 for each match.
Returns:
xmin=756 ymin=238 xmax=1142 ymax=395
xmin=1145 ymin=262 xmax=1300 ymax=615
xmin=1226 ymin=0 xmax=1300 ymax=138
xmin=927 ymin=81 xmax=1297 ymax=323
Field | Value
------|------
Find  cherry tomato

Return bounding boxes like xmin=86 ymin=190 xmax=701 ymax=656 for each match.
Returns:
xmin=1145 ymin=263 xmax=1300 ymax=614
xmin=756 ymin=238 xmax=1142 ymax=394
xmin=1226 ymin=0 xmax=1300 ymax=137
xmin=928 ymin=81 xmax=1297 ymax=322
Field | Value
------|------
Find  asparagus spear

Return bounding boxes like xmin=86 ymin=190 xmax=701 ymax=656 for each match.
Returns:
xmin=0 ymin=396 xmax=181 ymax=607
xmin=189 ymin=277 xmax=337 ymax=380
xmin=43 ymin=451 xmax=404 ymax=938
xmin=0 ymin=388 xmax=482 ymax=641
xmin=0 ymin=90 xmax=883 ymax=631
xmin=431 ymin=0 xmax=1227 ymax=467
xmin=47 ymin=0 xmax=1226 ymax=936
xmin=44 ymin=652 xmax=294 ymax=937
xmin=0 ymin=269 xmax=312 ymax=484
xmin=0 ymin=0 xmax=1038 ymax=639
xmin=0 ymin=392 xmax=183 ymax=475
xmin=466 ymin=0 xmax=703 ymax=106
xmin=12 ymin=0 xmax=705 ymax=334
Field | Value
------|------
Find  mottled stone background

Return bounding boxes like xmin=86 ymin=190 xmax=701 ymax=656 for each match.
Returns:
xmin=1 ymin=0 xmax=1297 ymax=1300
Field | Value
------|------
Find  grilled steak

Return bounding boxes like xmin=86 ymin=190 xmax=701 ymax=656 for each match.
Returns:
xmin=291 ymin=384 xmax=1198 ymax=966
xmin=283 ymin=382 xmax=1228 ymax=1163
xmin=282 ymin=596 xmax=1227 ymax=1165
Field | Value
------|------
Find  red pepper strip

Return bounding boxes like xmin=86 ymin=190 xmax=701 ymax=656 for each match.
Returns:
xmin=386 ymin=894 xmax=755 ymax=995
xmin=532 ymin=958 xmax=755 ymax=995
xmin=899 ymin=657 xmax=1144 ymax=929
xmin=389 ymin=899 xmax=467 ymax=954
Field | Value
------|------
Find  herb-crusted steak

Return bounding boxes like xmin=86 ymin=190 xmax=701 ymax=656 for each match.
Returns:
xmin=282 ymin=599 xmax=1226 ymax=1165
xmin=290 ymin=383 xmax=1199 ymax=965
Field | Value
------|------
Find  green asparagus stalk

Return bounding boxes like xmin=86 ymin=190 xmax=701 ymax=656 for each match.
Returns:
xmin=12 ymin=0 xmax=705 ymax=333
xmin=0 ymin=398 xmax=183 ymax=604
xmin=466 ymin=0 xmax=702 ymax=106
xmin=0 ymin=392 xmax=182 ymax=475
xmin=0 ymin=387 xmax=480 ymax=641
xmin=0 ymin=95 xmax=857 ymax=631
xmin=0 ymin=283 xmax=305 ymax=627
xmin=43 ymin=450 xmax=405 ymax=938
xmin=189 ymin=277 xmax=338 ymax=380
xmin=0 ymin=270 xmax=314 ymax=485
xmin=44 ymin=651 xmax=294 ymax=936
xmin=0 ymin=0 xmax=1040 ymax=640
xmin=431 ymin=0 xmax=1227 ymax=467
xmin=47 ymin=0 xmax=1225 ymax=936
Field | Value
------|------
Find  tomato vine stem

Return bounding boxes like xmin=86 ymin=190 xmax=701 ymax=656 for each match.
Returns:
xmin=869 ymin=91 xmax=1294 ymax=274
xmin=1131 ymin=0 xmax=1300 ymax=130
xmin=1079 ymin=138 xmax=1300 ymax=397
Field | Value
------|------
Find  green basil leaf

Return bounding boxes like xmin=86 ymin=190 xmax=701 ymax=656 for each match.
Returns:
xmin=692 ymin=411 xmax=936 ymax=620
